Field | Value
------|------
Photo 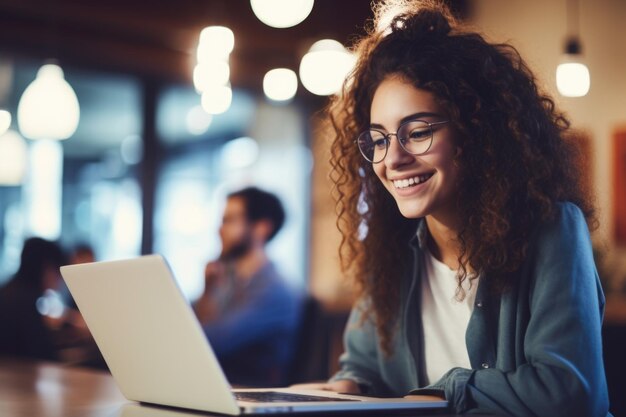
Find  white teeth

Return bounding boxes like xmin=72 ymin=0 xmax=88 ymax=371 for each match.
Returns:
xmin=393 ymin=174 xmax=432 ymax=189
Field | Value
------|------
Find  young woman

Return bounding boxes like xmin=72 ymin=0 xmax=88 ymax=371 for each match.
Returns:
xmin=315 ymin=1 xmax=610 ymax=416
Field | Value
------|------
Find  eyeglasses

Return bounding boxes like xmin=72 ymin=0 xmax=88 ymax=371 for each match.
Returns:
xmin=356 ymin=119 xmax=450 ymax=163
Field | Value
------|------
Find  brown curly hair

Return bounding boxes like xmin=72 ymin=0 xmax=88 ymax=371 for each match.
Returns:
xmin=328 ymin=0 xmax=596 ymax=355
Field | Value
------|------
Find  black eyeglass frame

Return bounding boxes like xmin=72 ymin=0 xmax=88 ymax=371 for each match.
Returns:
xmin=356 ymin=119 xmax=450 ymax=164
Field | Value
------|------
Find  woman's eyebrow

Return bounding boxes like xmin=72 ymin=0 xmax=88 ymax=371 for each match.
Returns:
xmin=369 ymin=111 xmax=442 ymax=129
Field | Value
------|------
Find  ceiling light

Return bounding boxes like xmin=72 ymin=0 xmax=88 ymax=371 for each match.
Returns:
xmin=556 ymin=0 xmax=590 ymax=97
xmin=17 ymin=63 xmax=80 ymax=140
xmin=250 ymin=0 xmax=314 ymax=28
xmin=299 ymin=39 xmax=356 ymax=96
xmin=556 ymin=38 xmax=590 ymax=97
xmin=197 ymin=26 xmax=235 ymax=61
xmin=193 ymin=61 xmax=230 ymax=92
xmin=263 ymin=68 xmax=298 ymax=101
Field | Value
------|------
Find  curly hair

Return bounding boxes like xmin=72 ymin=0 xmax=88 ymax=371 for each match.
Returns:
xmin=328 ymin=0 xmax=596 ymax=355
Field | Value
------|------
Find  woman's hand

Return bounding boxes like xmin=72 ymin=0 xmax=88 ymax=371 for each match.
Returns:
xmin=290 ymin=379 xmax=360 ymax=394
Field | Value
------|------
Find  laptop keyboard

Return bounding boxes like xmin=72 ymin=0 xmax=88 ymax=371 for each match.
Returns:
xmin=234 ymin=391 xmax=358 ymax=403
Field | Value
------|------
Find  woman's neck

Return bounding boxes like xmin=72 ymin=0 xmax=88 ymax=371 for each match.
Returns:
xmin=425 ymin=213 xmax=462 ymax=271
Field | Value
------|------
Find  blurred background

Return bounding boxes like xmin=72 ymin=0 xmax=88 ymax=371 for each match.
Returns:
xmin=0 ymin=0 xmax=625 ymax=411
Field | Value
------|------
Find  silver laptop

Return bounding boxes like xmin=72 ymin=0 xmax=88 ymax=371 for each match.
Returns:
xmin=60 ymin=255 xmax=447 ymax=415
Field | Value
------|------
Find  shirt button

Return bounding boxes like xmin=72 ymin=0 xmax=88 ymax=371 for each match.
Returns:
xmin=476 ymin=301 xmax=483 ymax=308
xmin=481 ymin=363 xmax=490 ymax=369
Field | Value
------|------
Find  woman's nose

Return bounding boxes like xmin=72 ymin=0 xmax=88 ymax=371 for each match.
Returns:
xmin=384 ymin=135 xmax=414 ymax=169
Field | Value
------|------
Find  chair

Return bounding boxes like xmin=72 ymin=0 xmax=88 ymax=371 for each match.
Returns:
xmin=602 ymin=324 xmax=626 ymax=417
xmin=287 ymin=296 xmax=349 ymax=385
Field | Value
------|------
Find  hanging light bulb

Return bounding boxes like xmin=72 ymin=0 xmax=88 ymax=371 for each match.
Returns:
xmin=263 ymin=68 xmax=298 ymax=101
xmin=299 ymin=39 xmax=356 ymax=96
xmin=250 ymin=0 xmax=314 ymax=28
xmin=17 ymin=63 xmax=80 ymax=140
xmin=197 ymin=26 xmax=235 ymax=62
xmin=193 ymin=61 xmax=230 ymax=92
xmin=556 ymin=38 xmax=590 ymax=97
xmin=0 ymin=129 xmax=28 ymax=186
xmin=194 ymin=26 xmax=234 ymax=114
xmin=556 ymin=0 xmax=590 ymax=98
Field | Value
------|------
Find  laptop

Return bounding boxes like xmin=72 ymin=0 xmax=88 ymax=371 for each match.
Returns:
xmin=60 ymin=255 xmax=448 ymax=415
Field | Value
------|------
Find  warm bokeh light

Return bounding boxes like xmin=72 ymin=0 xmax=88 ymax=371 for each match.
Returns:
xmin=0 ymin=110 xmax=11 ymax=136
xmin=0 ymin=129 xmax=27 ymax=186
xmin=195 ymin=26 xmax=233 ymax=115
xmin=250 ymin=0 xmax=314 ymax=28
xmin=17 ymin=64 xmax=80 ymax=140
xmin=193 ymin=61 xmax=230 ymax=92
xmin=263 ymin=68 xmax=298 ymax=101
xmin=299 ymin=39 xmax=356 ymax=96
xmin=197 ymin=26 xmax=235 ymax=62
xmin=556 ymin=61 xmax=590 ymax=97
xmin=375 ymin=2 xmax=408 ymax=35
xmin=185 ymin=105 xmax=213 ymax=135
xmin=200 ymin=84 xmax=233 ymax=115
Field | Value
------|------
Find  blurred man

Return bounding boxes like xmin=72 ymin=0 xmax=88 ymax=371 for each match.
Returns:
xmin=194 ymin=187 xmax=302 ymax=387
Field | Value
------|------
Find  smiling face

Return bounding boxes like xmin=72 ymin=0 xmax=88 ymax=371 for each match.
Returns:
xmin=370 ymin=75 xmax=461 ymax=222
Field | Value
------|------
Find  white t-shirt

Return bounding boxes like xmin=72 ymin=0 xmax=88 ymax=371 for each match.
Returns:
xmin=420 ymin=248 xmax=479 ymax=385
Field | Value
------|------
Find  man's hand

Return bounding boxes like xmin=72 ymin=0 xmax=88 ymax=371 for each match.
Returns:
xmin=194 ymin=260 xmax=227 ymax=323
xmin=204 ymin=260 xmax=226 ymax=293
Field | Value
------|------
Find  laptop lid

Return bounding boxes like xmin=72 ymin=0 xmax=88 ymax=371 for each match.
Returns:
xmin=61 ymin=255 xmax=239 ymax=415
xmin=61 ymin=255 xmax=447 ymax=415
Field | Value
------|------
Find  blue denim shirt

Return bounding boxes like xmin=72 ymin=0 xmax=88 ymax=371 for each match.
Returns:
xmin=201 ymin=262 xmax=302 ymax=386
xmin=331 ymin=202 xmax=611 ymax=416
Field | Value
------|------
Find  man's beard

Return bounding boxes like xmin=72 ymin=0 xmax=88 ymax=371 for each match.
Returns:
xmin=219 ymin=232 xmax=253 ymax=261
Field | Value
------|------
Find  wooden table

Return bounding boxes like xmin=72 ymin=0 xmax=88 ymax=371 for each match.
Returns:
xmin=0 ymin=357 xmax=125 ymax=417
xmin=0 ymin=357 xmax=490 ymax=417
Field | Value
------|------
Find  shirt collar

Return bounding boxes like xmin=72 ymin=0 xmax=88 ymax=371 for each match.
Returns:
xmin=409 ymin=218 xmax=429 ymax=251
